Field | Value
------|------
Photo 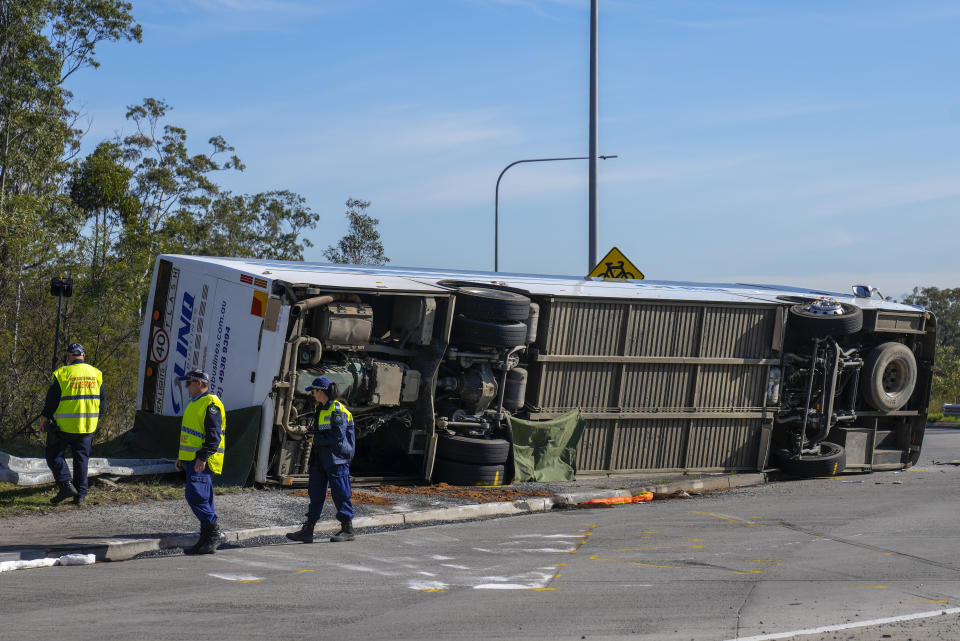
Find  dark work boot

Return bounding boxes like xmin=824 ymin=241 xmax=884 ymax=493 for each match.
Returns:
xmin=50 ymin=481 xmax=79 ymax=505
xmin=72 ymin=495 xmax=84 ymax=507
xmin=196 ymin=522 xmax=222 ymax=555
xmin=286 ymin=521 xmax=316 ymax=543
xmin=184 ymin=523 xmax=211 ymax=555
xmin=330 ymin=521 xmax=354 ymax=542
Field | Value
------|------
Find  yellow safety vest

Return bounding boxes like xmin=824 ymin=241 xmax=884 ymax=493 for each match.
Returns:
xmin=178 ymin=394 xmax=226 ymax=475
xmin=52 ymin=362 xmax=103 ymax=434
xmin=316 ymin=400 xmax=354 ymax=429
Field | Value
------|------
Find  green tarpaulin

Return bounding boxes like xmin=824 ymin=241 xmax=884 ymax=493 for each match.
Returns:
xmin=99 ymin=406 xmax=262 ymax=486
xmin=507 ymin=410 xmax=584 ymax=482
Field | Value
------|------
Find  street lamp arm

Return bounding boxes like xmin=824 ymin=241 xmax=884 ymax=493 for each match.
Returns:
xmin=494 ymin=155 xmax=617 ymax=272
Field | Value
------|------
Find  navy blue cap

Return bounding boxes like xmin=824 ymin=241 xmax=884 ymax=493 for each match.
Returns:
xmin=67 ymin=343 xmax=84 ymax=355
xmin=177 ymin=368 xmax=211 ymax=385
xmin=306 ymin=376 xmax=332 ymax=392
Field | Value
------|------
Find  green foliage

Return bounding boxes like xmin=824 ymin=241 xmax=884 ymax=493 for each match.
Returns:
xmin=168 ymin=190 xmax=318 ymax=260
xmin=323 ymin=198 xmax=389 ymax=265
xmin=0 ymin=0 xmax=140 ymax=441
xmin=903 ymin=286 xmax=960 ymax=349
xmin=0 ymin=6 xmax=327 ymax=443
xmin=931 ymin=344 xmax=960 ymax=405
xmin=927 ymin=412 xmax=960 ymax=424
xmin=902 ymin=286 xmax=960 ymax=408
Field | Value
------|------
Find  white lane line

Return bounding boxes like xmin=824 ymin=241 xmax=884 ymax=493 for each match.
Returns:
xmin=208 ymin=573 xmax=262 ymax=582
xmin=725 ymin=607 xmax=960 ymax=641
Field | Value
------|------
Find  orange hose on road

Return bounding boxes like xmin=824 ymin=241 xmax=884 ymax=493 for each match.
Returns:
xmin=578 ymin=492 xmax=653 ymax=507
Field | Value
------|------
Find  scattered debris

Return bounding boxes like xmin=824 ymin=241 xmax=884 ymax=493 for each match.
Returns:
xmin=0 ymin=553 xmax=95 ymax=573
xmin=286 ymin=489 xmax=396 ymax=506
xmin=375 ymin=483 xmax=554 ymax=503
xmin=577 ymin=492 xmax=653 ymax=508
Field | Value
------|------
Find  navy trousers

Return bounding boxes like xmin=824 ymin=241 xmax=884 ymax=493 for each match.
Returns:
xmin=45 ymin=430 xmax=93 ymax=498
xmin=184 ymin=467 xmax=218 ymax=526
xmin=306 ymin=463 xmax=354 ymax=524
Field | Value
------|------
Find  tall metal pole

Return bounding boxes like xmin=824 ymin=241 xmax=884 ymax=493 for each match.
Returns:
xmin=495 ymin=155 xmax=616 ymax=272
xmin=588 ymin=0 xmax=599 ymax=272
xmin=51 ymin=292 xmax=63 ymax=372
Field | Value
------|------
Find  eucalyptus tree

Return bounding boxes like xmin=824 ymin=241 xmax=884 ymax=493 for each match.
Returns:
xmin=323 ymin=198 xmax=389 ymax=266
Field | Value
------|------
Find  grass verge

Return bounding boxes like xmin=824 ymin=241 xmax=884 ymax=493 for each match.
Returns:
xmin=0 ymin=474 xmax=239 ymax=518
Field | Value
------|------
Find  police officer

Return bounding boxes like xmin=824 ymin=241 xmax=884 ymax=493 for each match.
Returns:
xmin=175 ymin=368 xmax=226 ymax=555
xmin=40 ymin=343 xmax=103 ymax=507
xmin=287 ymin=377 xmax=357 ymax=543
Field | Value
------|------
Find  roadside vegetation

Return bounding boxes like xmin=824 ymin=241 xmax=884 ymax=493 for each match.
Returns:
xmin=0 ymin=474 xmax=240 ymax=518
xmin=0 ymin=2 xmax=387 ymax=446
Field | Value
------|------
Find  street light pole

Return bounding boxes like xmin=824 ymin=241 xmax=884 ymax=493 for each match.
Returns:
xmin=494 ymin=155 xmax=617 ymax=272
xmin=588 ymin=0 xmax=599 ymax=273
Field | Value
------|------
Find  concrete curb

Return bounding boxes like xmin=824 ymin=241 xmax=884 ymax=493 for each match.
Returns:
xmin=1 ymin=473 xmax=767 ymax=565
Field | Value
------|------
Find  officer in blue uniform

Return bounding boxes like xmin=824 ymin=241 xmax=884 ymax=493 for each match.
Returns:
xmin=40 ymin=343 xmax=104 ymax=507
xmin=175 ymin=368 xmax=226 ymax=555
xmin=287 ymin=376 xmax=357 ymax=543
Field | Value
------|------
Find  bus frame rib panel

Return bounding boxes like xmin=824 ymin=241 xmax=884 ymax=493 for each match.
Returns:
xmin=526 ymin=297 xmax=780 ymax=473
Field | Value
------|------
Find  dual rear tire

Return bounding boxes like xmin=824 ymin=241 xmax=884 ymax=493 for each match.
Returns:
xmin=432 ymin=433 xmax=510 ymax=486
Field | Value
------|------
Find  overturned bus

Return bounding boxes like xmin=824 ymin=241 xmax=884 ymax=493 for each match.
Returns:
xmin=137 ymin=255 xmax=936 ymax=485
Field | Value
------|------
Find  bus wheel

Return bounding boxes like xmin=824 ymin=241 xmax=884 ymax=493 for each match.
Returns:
xmin=772 ymin=442 xmax=846 ymax=478
xmin=433 ymin=457 xmax=506 ymax=486
xmin=455 ymin=287 xmax=531 ymax=322
xmin=787 ymin=302 xmax=863 ymax=340
xmin=861 ymin=342 xmax=917 ymax=411
xmin=452 ymin=317 xmax=528 ymax=347
xmin=437 ymin=433 xmax=510 ymax=465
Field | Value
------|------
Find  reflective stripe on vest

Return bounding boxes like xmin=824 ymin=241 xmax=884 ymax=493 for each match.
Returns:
xmin=178 ymin=394 xmax=226 ymax=475
xmin=52 ymin=363 xmax=102 ymax=434
xmin=316 ymin=400 xmax=354 ymax=428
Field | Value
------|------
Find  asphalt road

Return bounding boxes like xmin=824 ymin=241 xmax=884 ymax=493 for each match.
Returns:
xmin=2 ymin=428 xmax=959 ymax=641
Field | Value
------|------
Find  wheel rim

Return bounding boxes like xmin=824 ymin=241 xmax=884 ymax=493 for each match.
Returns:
xmin=881 ymin=360 xmax=907 ymax=396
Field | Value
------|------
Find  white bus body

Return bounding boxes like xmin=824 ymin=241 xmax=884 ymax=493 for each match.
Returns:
xmin=137 ymin=255 xmax=936 ymax=484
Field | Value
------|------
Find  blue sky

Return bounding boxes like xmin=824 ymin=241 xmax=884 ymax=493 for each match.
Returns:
xmin=67 ymin=0 xmax=960 ymax=298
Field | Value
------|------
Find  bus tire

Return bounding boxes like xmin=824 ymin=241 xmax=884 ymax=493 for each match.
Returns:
xmin=433 ymin=457 xmax=505 ymax=486
xmin=786 ymin=303 xmax=863 ymax=346
xmin=437 ymin=434 xmax=510 ymax=465
xmin=773 ymin=442 xmax=846 ymax=478
xmin=455 ymin=287 xmax=531 ymax=321
xmin=452 ymin=317 xmax=528 ymax=348
xmin=861 ymin=342 xmax=917 ymax=412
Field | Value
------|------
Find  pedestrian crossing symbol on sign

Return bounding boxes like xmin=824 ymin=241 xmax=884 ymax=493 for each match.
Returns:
xmin=588 ymin=247 xmax=644 ymax=280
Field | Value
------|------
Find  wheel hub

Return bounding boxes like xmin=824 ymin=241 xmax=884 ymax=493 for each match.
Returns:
xmin=806 ymin=297 xmax=844 ymax=315
xmin=882 ymin=361 xmax=905 ymax=394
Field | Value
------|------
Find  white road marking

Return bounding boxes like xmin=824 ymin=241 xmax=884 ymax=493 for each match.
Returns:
xmin=208 ymin=556 xmax=291 ymax=570
xmin=474 ymin=570 xmax=554 ymax=590
xmin=725 ymin=607 xmax=960 ymax=641
xmin=336 ymin=564 xmax=399 ymax=576
xmin=408 ymin=580 xmax=447 ymax=591
xmin=208 ymin=573 xmax=262 ymax=582
xmin=441 ymin=563 xmax=470 ymax=569
xmin=508 ymin=534 xmax=584 ymax=539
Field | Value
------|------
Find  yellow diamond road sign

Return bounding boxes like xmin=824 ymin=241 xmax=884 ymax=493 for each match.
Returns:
xmin=588 ymin=247 xmax=644 ymax=280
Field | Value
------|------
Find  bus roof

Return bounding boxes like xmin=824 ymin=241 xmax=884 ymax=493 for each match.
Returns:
xmin=160 ymin=255 xmax=923 ymax=312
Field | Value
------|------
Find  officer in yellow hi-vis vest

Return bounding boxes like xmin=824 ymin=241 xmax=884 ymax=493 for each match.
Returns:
xmin=40 ymin=343 xmax=103 ymax=507
xmin=174 ymin=368 xmax=226 ymax=555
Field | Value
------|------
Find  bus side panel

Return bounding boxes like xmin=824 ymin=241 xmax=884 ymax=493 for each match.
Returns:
xmin=528 ymin=297 xmax=778 ymax=473
xmin=139 ymin=259 xmax=267 ymax=415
